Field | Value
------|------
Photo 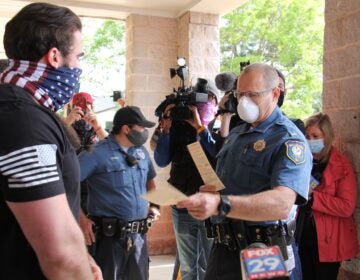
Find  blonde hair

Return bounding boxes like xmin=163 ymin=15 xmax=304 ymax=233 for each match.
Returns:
xmin=304 ymin=112 xmax=334 ymax=162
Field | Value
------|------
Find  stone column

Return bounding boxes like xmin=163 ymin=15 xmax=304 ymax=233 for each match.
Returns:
xmin=125 ymin=14 xmax=178 ymax=255
xmin=178 ymin=11 xmax=220 ymax=85
xmin=125 ymin=14 xmax=178 ymax=118
xmin=323 ymin=1 xmax=360 ymax=279
xmin=0 ymin=18 xmax=7 ymax=58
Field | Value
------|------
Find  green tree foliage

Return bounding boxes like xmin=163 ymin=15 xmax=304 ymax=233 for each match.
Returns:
xmin=221 ymin=0 xmax=324 ymax=119
xmin=80 ymin=18 xmax=125 ymax=96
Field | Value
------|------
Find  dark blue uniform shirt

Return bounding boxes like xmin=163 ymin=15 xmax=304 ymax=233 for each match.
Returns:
xmin=217 ymin=107 xmax=311 ymax=217
xmin=79 ymin=134 xmax=156 ymax=221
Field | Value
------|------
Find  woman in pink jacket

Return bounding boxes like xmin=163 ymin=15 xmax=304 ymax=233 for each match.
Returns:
xmin=296 ymin=112 xmax=358 ymax=280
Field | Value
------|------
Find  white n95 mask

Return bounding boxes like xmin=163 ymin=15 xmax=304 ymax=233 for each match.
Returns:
xmin=237 ymin=96 xmax=260 ymax=123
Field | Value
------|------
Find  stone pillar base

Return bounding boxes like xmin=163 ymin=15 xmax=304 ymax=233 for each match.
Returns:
xmin=147 ymin=206 xmax=176 ymax=255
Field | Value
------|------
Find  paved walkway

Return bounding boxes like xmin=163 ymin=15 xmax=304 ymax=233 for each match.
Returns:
xmin=149 ymin=254 xmax=176 ymax=280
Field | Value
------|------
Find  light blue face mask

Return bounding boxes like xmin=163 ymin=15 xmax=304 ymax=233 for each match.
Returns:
xmin=307 ymin=139 xmax=325 ymax=154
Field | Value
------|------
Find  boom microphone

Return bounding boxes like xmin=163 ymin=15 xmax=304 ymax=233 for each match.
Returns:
xmin=215 ymin=71 xmax=238 ymax=92
xmin=215 ymin=71 xmax=239 ymax=115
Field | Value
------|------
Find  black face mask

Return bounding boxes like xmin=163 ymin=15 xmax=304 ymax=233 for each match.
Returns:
xmin=126 ymin=128 xmax=149 ymax=146
xmin=277 ymin=90 xmax=285 ymax=107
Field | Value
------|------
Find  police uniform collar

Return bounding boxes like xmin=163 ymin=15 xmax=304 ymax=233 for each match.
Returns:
xmin=108 ymin=133 xmax=132 ymax=152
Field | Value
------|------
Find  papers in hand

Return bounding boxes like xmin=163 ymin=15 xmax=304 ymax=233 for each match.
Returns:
xmin=142 ymin=141 xmax=224 ymax=206
xmin=142 ymin=184 xmax=188 ymax=206
xmin=187 ymin=141 xmax=225 ymax=191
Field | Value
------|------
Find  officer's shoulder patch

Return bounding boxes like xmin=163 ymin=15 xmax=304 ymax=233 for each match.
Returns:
xmin=285 ymin=140 xmax=306 ymax=165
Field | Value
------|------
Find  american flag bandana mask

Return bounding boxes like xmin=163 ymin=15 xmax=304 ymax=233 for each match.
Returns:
xmin=0 ymin=59 xmax=82 ymax=112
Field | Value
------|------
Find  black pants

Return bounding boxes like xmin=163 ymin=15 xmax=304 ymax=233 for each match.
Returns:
xmin=205 ymin=242 xmax=297 ymax=280
xmin=204 ymin=243 xmax=242 ymax=280
xmin=299 ymin=244 xmax=340 ymax=280
xmin=93 ymin=233 xmax=149 ymax=280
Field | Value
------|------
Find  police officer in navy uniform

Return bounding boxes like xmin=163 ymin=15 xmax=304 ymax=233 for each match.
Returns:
xmin=78 ymin=106 xmax=160 ymax=280
xmin=178 ymin=63 xmax=312 ymax=279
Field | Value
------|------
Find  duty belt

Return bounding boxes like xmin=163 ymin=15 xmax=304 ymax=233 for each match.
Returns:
xmin=89 ymin=216 xmax=153 ymax=238
xmin=205 ymin=218 xmax=293 ymax=260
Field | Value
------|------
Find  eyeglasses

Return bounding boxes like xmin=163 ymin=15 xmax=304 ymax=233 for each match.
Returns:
xmin=235 ymin=87 xmax=276 ymax=99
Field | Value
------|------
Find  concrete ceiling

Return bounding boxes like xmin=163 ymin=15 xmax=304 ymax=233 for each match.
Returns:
xmin=0 ymin=0 xmax=248 ymax=19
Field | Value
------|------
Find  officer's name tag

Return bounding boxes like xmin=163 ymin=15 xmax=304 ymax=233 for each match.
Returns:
xmin=240 ymin=246 xmax=288 ymax=279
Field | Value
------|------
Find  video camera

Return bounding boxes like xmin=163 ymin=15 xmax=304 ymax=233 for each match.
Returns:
xmin=155 ymin=58 xmax=208 ymax=121
xmin=215 ymin=60 xmax=250 ymax=115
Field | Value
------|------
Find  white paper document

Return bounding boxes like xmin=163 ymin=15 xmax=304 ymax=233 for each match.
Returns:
xmin=142 ymin=183 xmax=188 ymax=206
xmin=187 ymin=141 xmax=225 ymax=191
xmin=142 ymin=141 xmax=224 ymax=205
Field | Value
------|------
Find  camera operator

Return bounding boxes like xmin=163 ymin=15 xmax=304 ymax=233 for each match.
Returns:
xmin=153 ymin=78 xmax=219 ymax=280
xmin=195 ymin=83 xmax=219 ymax=128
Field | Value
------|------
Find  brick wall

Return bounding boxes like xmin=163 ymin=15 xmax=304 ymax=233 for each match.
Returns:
xmin=323 ymin=0 xmax=360 ymax=278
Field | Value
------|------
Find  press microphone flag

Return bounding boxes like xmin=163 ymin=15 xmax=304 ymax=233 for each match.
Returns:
xmin=240 ymin=245 xmax=289 ymax=280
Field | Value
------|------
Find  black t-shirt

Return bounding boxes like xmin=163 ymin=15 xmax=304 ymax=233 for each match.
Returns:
xmin=168 ymin=121 xmax=206 ymax=196
xmin=0 ymin=84 xmax=80 ymax=279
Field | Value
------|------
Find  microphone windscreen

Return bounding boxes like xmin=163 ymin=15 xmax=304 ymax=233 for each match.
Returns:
xmin=215 ymin=72 xmax=238 ymax=92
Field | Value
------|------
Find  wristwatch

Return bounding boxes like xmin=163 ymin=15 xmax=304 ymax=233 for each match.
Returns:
xmin=211 ymin=195 xmax=231 ymax=224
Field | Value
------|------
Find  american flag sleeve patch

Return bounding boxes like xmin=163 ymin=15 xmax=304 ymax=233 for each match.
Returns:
xmin=0 ymin=144 xmax=59 ymax=188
